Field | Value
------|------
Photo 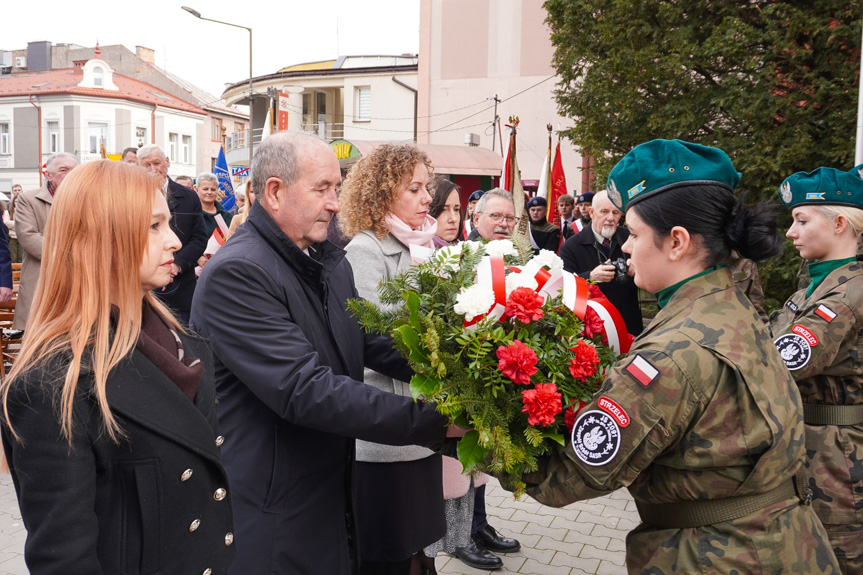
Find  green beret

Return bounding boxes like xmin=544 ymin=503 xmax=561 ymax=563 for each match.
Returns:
xmin=778 ymin=167 xmax=863 ymax=210
xmin=606 ymin=139 xmax=741 ymax=211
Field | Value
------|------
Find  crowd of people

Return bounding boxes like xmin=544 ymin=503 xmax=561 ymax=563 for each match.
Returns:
xmin=0 ymin=133 xmax=860 ymax=575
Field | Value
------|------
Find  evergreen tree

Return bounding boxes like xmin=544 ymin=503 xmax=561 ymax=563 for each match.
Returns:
xmin=544 ymin=0 xmax=861 ymax=307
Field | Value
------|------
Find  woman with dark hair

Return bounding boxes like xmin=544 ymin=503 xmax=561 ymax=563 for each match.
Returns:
xmin=0 ymin=161 xmax=235 ymax=574
xmin=429 ymin=179 xmax=463 ymax=247
xmin=516 ymin=140 xmax=839 ymax=573
xmin=770 ymin=166 xmax=863 ymax=575
xmin=339 ymin=144 xmax=444 ymax=575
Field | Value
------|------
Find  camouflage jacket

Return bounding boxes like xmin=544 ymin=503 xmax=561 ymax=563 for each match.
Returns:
xmin=770 ymin=259 xmax=863 ymax=526
xmin=524 ymin=268 xmax=837 ymax=574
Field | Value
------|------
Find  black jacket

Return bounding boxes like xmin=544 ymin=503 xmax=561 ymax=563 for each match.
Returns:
xmin=559 ymin=224 xmax=644 ymax=336
xmin=155 ymin=179 xmax=208 ymax=317
xmin=1 ymin=333 xmax=235 ymax=575
xmin=190 ymin=203 xmax=448 ymax=575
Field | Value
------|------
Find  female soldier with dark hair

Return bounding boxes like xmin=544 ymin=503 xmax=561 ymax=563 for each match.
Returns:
xmin=770 ymin=167 xmax=863 ymax=575
xmin=517 ymin=139 xmax=839 ymax=574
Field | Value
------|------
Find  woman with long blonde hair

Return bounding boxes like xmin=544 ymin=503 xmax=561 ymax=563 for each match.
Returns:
xmin=1 ymin=160 xmax=235 ymax=574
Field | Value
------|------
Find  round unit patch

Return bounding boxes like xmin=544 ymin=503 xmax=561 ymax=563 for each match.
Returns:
xmin=774 ymin=333 xmax=811 ymax=371
xmin=571 ymin=409 xmax=621 ymax=467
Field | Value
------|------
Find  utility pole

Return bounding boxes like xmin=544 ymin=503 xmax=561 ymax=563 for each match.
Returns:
xmin=491 ymin=94 xmax=501 ymax=152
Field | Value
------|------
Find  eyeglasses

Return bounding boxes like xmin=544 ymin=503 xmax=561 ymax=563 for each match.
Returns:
xmin=478 ymin=211 xmax=517 ymax=225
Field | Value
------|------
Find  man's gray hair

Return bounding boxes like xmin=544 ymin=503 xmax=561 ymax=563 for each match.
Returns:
xmin=137 ymin=144 xmax=165 ymax=161
xmin=45 ymin=152 xmax=78 ymax=171
xmin=475 ymin=188 xmax=513 ymax=214
xmin=252 ymin=132 xmax=330 ymax=197
xmin=196 ymin=171 xmax=218 ymax=184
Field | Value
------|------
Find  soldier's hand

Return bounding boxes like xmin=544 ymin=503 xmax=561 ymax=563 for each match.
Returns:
xmin=590 ymin=264 xmax=615 ymax=283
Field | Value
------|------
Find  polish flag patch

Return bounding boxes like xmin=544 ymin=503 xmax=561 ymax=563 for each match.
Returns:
xmin=625 ymin=355 xmax=659 ymax=388
xmin=814 ymin=305 xmax=837 ymax=323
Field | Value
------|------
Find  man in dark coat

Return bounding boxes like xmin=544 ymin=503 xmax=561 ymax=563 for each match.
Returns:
xmin=139 ymin=144 xmax=207 ymax=323
xmin=526 ymin=196 xmax=560 ymax=253
xmin=191 ymin=133 xmax=451 ymax=575
xmin=559 ymin=190 xmax=643 ymax=336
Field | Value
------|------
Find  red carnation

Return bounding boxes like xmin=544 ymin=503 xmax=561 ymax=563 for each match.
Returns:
xmin=582 ymin=306 xmax=608 ymax=344
xmin=521 ymin=383 xmax=563 ymax=427
xmin=564 ymin=400 xmax=589 ymax=432
xmin=505 ymin=287 xmax=545 ymax=324
xmin=496 ymin=340 xmax=539 ymax=385
xmin=587 ymin=284 xmax=605 ymax=300
xmin=569 ymin=340 xmax=599 ymax=381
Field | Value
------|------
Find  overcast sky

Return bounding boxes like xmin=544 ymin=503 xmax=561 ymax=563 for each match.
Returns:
xmin=5 ymin=0 xmax=421 ymax=99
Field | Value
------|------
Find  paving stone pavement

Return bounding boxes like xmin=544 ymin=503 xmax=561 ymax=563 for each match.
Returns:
xmin=0 ymin=473 xmax=639 ymax=575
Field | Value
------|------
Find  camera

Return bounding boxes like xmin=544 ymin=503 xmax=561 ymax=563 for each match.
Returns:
xmin=611 ymin=257 xmax=629 ymax=283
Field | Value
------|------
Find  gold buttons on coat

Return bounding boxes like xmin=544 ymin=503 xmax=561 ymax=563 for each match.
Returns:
xmin=180 ymin=469 xmax=193 ymax=481
xmin=214 ymin=488 xmax=227 ymax=501
xmin=189 ymin=519 xmax=200 ymax=532
xmin=225 ymin=532 xmax=234 ymax=546
xmin=215 ymin=435 xmax=225 ymax=447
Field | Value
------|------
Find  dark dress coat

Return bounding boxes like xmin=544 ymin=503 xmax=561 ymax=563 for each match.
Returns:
xmin=0 ymin=219 xmax=12 ymax=289
xmin=1 ymin=332 xmax=235 ymax=575
xmin=190 ymin=203 xmax=449 ymax=575
xmin=559 ymin=224 xmax=644 ymax=336
xmin=155 ymin=179 xmax=208 ymax=318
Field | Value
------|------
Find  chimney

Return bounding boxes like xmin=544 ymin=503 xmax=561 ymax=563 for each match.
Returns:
xmin=136 ymin=46 xmax=155 ymax=65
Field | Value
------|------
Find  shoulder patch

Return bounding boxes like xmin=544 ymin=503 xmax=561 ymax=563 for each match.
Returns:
xmin=571 ymin=410 xmax=621 ymax=466
xmin=785 ymin=300 xmax=799 ymax=312
xmin=624 ymin=355 xmax=659 ymax=388
xmin=597 ymin=396 xmax=630 ymax=427
xmin=791 ymin=324 xmax=819 ymax=346
xmin=814 ymin=304 xmax=837 ymax=322
xmin=774 ymin=333 xmax=812 ymax=371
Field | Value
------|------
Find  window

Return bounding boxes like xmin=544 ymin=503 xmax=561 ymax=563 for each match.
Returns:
xmin=0 ymin=123 xmax=8 ymax=155
xmin=88 ymin=122 xmax=108 ymax=154
xmin=136 ymin=126 xmax=148 ymax=148
xmin=302 ymin=93 xmax=313 ymax=127
xmin=356 ymin=87 xmax=371 ymax=121
xmin=234 ymin=123 xmax=245 ymax=147
xmin=47 ymin=121 xmax=59 ymax=153
xmin=212 ymin=118 xmax=223 ymax=142
xmin=168 ymin=133 xmax=178 ymax=162
xmin=182 ymin=135 xmax=192 ymax=164
xmin=93 ymin=67 xmax=103 ymax=87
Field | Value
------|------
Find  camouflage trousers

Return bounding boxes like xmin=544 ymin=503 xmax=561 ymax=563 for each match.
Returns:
xmin=824 ymin=523 xmax=863 ymax=575
xmin=624 ymin=499 xmax=840 ymax=574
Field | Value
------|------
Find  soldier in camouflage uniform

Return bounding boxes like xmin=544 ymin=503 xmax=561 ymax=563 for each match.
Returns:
xmin=770 ymin=166 xmax=863 ymax=575
xmin=520 ymin=140 xmax=840 ymax=574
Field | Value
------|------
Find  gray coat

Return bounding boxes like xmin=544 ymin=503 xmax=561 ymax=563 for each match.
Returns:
xmin=13 ymin=184 xmax=52 ymax=329
xmin=345 ymin=230 xmax=435 ymax=463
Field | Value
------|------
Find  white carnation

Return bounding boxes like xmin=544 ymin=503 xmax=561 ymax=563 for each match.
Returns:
xmin=505 ymin=271 xmax=538 ymax=295
xmin=484 ymin=239 xmax=517 ymax=257
xmin=533 ymin=249 xmax=564 ymax=269
xmin=453 ymin=284 xmax=496 ymax=318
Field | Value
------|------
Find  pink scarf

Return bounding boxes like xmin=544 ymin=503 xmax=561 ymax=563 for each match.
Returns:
xmin=385 ymin=214 xmax=438 ymax=249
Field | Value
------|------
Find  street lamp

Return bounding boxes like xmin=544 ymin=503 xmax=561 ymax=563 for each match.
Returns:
xmin=182 ymin=6 xmax=254 ymax=170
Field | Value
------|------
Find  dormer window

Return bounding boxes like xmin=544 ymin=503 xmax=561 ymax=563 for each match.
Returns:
xmin=93 ymin=67 xmax=103 ymax=87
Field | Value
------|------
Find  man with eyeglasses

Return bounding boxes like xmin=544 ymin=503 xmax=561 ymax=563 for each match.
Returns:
xmin=466 ymin=188 xmax=517 ymax=241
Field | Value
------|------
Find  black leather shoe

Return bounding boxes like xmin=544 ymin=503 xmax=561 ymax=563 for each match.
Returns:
xmin=454 ymin=541 xmax=503 ymax=570
xmin=472 ymin=524 xmax=521 ymax=553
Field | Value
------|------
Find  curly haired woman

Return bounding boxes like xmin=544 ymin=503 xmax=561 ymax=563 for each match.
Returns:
xmin=339 ymin=144 xmax=444 ymax=575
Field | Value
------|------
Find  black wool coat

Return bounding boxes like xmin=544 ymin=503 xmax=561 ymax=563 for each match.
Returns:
xmin=155 ymin=179 xmax=208 ymax=316
xmin=1 ymin=333 xmax=235 ymax=575
xmin=191 ymin=203 xmax=449 ymax=575
xmin=559 ymin=224 xmax=644 ymax=336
